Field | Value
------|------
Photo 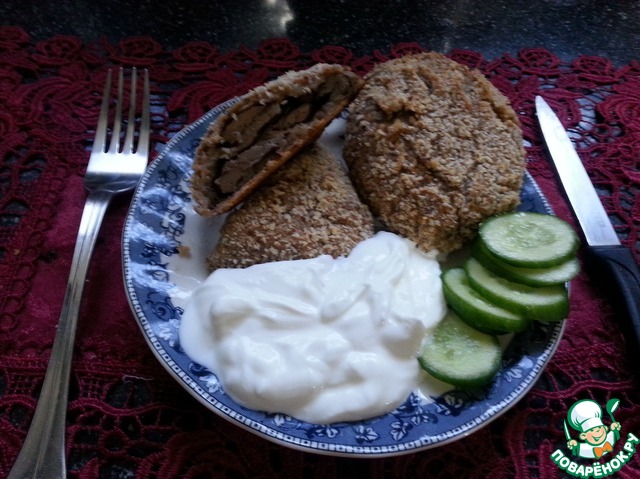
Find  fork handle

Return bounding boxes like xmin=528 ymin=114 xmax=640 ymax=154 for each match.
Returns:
xmin=9 ymin=190 xmax=112 ymax=479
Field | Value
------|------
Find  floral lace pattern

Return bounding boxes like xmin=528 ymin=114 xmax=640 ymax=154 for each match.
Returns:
xmin=0 ymin=26 xmax=639 ymax=478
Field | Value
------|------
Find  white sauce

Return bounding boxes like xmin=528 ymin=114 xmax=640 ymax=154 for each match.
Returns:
xmin=179 ymin=231 xmax=447 ymax=423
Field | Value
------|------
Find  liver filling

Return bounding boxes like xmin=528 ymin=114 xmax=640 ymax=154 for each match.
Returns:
xmin=213 ymin=75 xmax=351 ymax=196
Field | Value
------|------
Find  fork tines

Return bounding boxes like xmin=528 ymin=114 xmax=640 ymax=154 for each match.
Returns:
xmin=94 ymin=67 xmax=150 ymax=157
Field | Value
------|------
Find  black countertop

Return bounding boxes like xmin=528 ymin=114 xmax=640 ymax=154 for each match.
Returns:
xmin=3 ymin=0 xmax=640 ymax=66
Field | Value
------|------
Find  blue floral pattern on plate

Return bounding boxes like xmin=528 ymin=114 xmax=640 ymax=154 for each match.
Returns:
xmin=122 ymin=99 xmax=564 ymax=457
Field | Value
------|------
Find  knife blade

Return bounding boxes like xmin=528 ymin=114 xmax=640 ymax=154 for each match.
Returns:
xmin=535 ymin=95 xmax=640 ymax=357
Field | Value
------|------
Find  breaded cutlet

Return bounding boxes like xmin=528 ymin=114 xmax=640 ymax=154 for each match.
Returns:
xmin=191 ymin=63 xmax=363 ymax=217
xmin=343 ymin=52 xmax=526 ymax=253
xmin=206 ymin=143 xmax=375 ymax=270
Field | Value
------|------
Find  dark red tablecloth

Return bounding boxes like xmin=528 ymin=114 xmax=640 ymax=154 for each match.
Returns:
xmin=1 ymin=26 xmax=639 ymax=478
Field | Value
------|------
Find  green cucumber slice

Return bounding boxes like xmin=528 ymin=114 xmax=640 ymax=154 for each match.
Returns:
xmin=418 ymin=311 xmax=502 ymax=389
xmin=442 ymin=268 xmax=530 ymax=334
xmin=479 ymin=212 xmax=579 ymax=268
xmin=465 ymin=258 xmax=569 ymax=322
xmin=471 ymin=240 xmax=580 ymax=287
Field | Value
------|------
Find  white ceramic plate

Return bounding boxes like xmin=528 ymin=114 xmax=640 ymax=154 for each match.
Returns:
xmin=122 ymin=99 xmax=565 ymax=457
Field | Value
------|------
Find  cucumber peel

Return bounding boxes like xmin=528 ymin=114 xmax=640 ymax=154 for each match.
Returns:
xmin=471 ymin=239 xmax=580 ymax=287
xmin=465 ymin=258 xmax=569 ymax=322
xmin=442 ymin=268 xmax=530 ymax=334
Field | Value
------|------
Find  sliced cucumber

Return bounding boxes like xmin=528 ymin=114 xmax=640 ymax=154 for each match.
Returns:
xmin=418 ymin=311 xmax=502 ymax=389
xmin=471 ymin=239 xmax=580 ymax=287
xmin=442 ymin=268 xmax=530 ymax=334
xmin=465 ymin=258 xmax=569 ymax=322
xmin=479 ymin=212 xmax=579 ymax=268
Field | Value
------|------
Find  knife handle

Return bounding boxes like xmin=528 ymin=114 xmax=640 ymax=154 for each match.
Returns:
xmin=585 ymin=245 xmax=640 ymax=356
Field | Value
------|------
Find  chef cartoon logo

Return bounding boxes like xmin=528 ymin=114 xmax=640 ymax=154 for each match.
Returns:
xmin=565 ymin=399 xmax=621 ymax=459
xmin=550 ymin=398 xmax=639 ymax=478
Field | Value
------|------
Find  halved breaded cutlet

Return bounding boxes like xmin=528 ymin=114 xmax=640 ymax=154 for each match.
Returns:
xmin=191 ymin=63 xmax=363 ymax=217
xmin=206 ymin=143 xmax=375 ymax=270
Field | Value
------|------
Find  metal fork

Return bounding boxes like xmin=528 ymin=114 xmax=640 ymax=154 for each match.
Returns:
xmin=8 ymin=68 xmax=150 ymax=479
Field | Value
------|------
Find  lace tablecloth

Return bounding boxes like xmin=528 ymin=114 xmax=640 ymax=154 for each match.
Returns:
xmin=1 ymin=26 xmax=639 ymax=478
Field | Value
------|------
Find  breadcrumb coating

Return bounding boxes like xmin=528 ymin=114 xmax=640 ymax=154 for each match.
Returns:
xmin=343 ymin=52 xmax=526 ymax=253
xmin=207 ymin=144 xmax=375 ymax=270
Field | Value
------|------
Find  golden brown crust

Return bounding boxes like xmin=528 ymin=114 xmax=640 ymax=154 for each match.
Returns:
xmin=207 ymin=144 xmax=375 ymax=270
xmin=343 ymin=52 xmax=525 ymax=253
xmin=191 ymin=63 xmax=364 ymax=217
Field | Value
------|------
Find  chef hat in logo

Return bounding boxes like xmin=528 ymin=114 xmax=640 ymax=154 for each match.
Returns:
xmin=568 ymin=399 xmax=604 ymax=433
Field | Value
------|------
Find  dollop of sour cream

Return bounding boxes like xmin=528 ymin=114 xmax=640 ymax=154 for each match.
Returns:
xmin=179 ymin=231 xmax=447 ymax=423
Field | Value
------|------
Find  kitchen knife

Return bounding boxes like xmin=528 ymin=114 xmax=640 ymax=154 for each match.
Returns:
xmin=535 ymin=95 xmax=640 ymax=356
